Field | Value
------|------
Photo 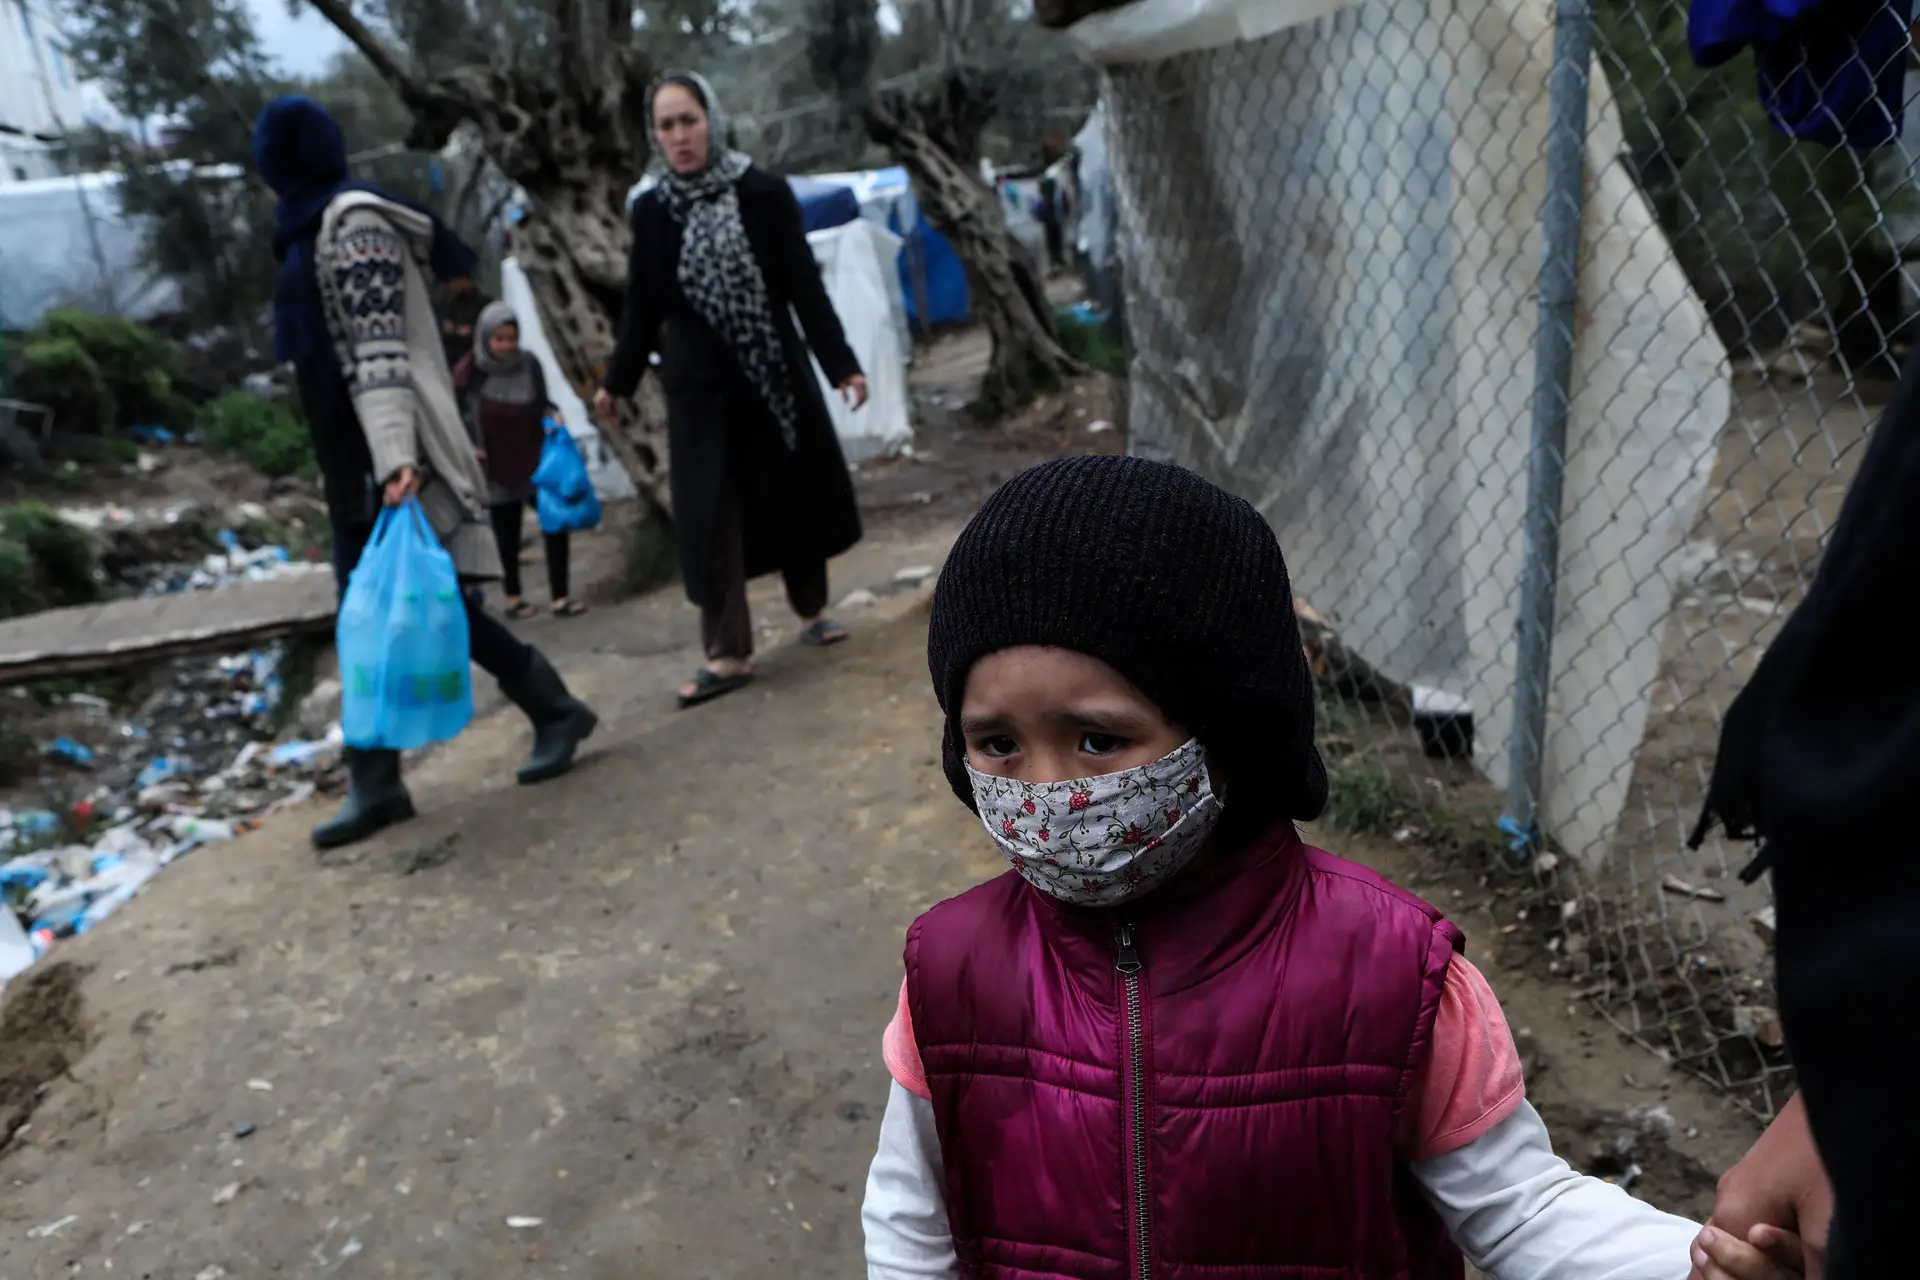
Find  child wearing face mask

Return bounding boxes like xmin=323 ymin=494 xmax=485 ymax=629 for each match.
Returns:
xmin=861 ymin=456 xmax=1800 ymax=1280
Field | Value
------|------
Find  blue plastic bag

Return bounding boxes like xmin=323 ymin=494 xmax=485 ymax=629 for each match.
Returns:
xmin=532 ymin=421 xmax=602 ymax=534
xmin=337 ymin=501 xmax=473 ymax=750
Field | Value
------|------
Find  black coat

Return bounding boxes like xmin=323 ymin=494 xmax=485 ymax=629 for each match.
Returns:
xmin=603 ymin=166 xmax=864 ymax=606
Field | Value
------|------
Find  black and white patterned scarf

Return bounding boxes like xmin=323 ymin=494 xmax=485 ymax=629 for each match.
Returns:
xmin=651 ymin=72 xmax=798 ymax=450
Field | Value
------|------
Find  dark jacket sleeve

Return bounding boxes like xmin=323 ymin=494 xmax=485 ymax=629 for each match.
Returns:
xmin=763 ymin=178 xmax=862 ymax=387
xmin=603 ymin=199 xmax=662 ymax=398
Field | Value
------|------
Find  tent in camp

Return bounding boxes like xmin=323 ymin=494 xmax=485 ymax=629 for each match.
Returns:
xmin=0 ymin=169 xmax=207 ymax=330
xmin=808 ymin=167 xmax=969 ymax=328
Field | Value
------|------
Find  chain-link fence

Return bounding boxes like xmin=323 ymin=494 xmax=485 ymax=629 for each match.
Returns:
xmin=1091 ymin=0 xmax=1915 ymax=1119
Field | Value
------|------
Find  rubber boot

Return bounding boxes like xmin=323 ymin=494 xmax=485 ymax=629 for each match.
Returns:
xmin=499 ymin=649 xmax=598 ymax=785
xmin=311 ymin=747 xmax=416 ymax=849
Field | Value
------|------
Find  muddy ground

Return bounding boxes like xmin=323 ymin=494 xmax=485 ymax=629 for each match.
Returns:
xmin=0 ymin=339 xmax=1760 ymax=1277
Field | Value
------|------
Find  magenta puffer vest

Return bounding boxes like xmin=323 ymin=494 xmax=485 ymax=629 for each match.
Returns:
xmin=906 ymin=823 xmax=1466 ymax=1280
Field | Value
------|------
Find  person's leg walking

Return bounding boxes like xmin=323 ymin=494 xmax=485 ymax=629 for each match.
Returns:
xmin=314 ymin=516 xmax=415 ymax=849
xmin=465 ymin=588 xmax=598 ymax=783
xmin=787 ymin=558 xmax=846 ymax=646
xmin=546 ymin=529 xmax=580 ymax=614
xmin=701 ymin=479 xmax=754 ymax=665
xmin=491 ymin=501 xmax=525 ymax=598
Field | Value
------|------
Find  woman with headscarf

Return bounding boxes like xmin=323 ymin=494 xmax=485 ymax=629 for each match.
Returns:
xmin=453 ymin=301 xmax=584 ymax=619
xmin=593 ymin=71 xmax=869 ymax=709
xmin=253 ymin=96 xmax=600 ymax=850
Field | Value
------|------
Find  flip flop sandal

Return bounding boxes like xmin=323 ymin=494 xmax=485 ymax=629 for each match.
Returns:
xmin=678 ymin=668 xmax=755 ymax=709
xmin=801 ymin=619 xmax=849 ymax=647
xmin=505 ymin=599 xmax=537 ymax=620
xmin=552 ymin=599 xmax=589 ymax=617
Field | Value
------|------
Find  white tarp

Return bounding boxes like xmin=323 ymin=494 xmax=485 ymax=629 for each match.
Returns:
xmin=1084 ymin=0 xmax=1729 ymax=869
xmin=0 ymin=171 xmax=182 ymax=329
xmin=806 ymin=218 xmax=912 ymax=464
xmin=498 ymin=257 xmax=638 ymax=502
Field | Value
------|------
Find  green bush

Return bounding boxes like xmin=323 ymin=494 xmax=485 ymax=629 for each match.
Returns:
xmin=36 ymin=308 xmax=193 ymax=429
xmin=198 ymin=392 xmax=317 ymax=479
xmin=0 ymin=502 xmax=103 ymax=620
xmin=1055 ymin=313 xmax=1128 ymax=377
xmin=1323 ymin=756 xmax=1415 ymax=838
xmin=0 ymin=536 xmax=35 ymax=618
xmin=15 ymin=337 xmax=117 ymax=435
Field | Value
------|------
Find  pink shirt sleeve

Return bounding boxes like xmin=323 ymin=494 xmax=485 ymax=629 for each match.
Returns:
xmin=881 ymin=953 xmax=1524 ymax=1153
xmin=884 ymin=979 xmax=932 ymax=1100
xmin=1395 ymin=953 xmax=1527 ymax=1160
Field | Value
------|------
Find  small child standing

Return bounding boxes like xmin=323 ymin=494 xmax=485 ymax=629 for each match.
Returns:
xmin=861 ymin=456 xmax=1799 ymax=1280
xmin=453 ymin=302 xmax=585 ymax=620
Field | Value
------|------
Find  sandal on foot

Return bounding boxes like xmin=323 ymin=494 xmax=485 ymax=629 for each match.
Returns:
xmin=678 ymin=667 xmax=754 ymax=709
xmin=505 ymin=599 xmax=537 ymax=620
xmin=800 ymin=619 xmax=849 ymax=647
xmin=552 ymin=599 xmax=589 ymax=617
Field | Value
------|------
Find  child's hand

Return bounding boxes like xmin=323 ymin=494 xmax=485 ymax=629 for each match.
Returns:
xmin=1690 ymin=1223 xmax=1805 ymax=1280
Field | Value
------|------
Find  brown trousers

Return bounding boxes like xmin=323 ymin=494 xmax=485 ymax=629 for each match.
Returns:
xmin=701 ymin=478 xmax=829 ymax=661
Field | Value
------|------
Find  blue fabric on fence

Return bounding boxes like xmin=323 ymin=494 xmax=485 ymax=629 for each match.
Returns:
xmin=1689 ymin=0 xmax=1914 ymax=148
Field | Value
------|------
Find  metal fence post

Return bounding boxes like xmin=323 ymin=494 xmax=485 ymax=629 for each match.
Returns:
xmin=1503 ymin=0 xmax=1594 ymax=855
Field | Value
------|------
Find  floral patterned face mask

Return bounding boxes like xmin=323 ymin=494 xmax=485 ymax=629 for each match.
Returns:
xmin=966 ymin=738 xmax=1223 ymax=908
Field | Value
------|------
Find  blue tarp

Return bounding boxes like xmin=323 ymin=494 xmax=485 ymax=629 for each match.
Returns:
xmin=867 ymin=167 xmax=968 ymax=327
xmin=788 ymin=176 xmax=861 ymax=232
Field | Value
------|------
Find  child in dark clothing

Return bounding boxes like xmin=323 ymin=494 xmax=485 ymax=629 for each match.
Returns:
xmin=453 ymin=302 xmax=584 ymax=619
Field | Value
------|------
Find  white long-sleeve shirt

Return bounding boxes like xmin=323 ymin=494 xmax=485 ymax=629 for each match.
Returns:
xmin=862 ymin=1082 xmax=1701 ymax=1280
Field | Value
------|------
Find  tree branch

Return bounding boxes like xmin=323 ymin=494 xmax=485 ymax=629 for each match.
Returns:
xmin=300 ymin=0 xmax=421 ymax=97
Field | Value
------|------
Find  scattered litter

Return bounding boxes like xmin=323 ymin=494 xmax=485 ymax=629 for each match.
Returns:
xmin=5 ymin=631 xmax=343 ymax=984
xmin=136 ymin=756 xmax=195 ymax=789
xmin=246 ymin=1079 xmax=274 ymax=1092
xmin=340 ymin=1238 xmax=363 ymax=1259
xmin=1733 ymin=1005 xmax=1786 ymax=1048
xmin=195 ymin=1267 xmax=228 ymax=1280
xmin=42 ymin=737 xmax=96 ymax=769
xmin=1087 ymin=419 xmax=1115 ymax=434
xmin=836 ymin=589 xmax=879 ymax=611
xmin=1749 ymin=906 xmax=1777 ymax=947
xmin=212 ymin=1181 xmax=242 ymax=1205
xmin=234 ymin=1122 xmax=257 ymax=1139
xmin=1659 ymin=874 xmax=1725 ymax=903
xmin=28 ymin=1214 xmax=77 ymax=1239
xmin=894 ymin=565 xmax=935 ymax=584
xmin=507 ymin=1216 xmax=544 ymax=1229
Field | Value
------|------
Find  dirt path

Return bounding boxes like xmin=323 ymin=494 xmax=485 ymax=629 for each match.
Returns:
xmin=0 ymin=345 xmax=1759 ymax=1276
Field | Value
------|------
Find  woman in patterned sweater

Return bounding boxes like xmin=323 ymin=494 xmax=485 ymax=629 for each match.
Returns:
xmin=253 ymin=96 xmax=600 ymax=850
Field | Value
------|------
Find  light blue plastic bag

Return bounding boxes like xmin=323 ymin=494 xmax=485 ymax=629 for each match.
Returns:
xmin=532 ymin=420 xmax=602 ymax=534
xmin=338 ymin=500 xmax=473 ymax=750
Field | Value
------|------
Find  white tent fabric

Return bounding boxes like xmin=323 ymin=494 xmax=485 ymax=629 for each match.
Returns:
xmin=0 ymin=170 xmax=185 ymax=329
xmin=805 ymin=218 xmax=912 ymax=464
xmin=499 ymin=257 xmax=638 ymax=502
xmin=1078 ymin=0 xmax=1729 ymax=870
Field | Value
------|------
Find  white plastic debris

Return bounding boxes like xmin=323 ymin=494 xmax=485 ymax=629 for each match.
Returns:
xmin=506 ymin=1216 xmax=545 ymax=1229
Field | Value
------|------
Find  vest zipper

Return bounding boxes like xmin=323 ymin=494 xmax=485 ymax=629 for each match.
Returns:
xmin=1114 ymin=919 xmax=1150 ymax=1280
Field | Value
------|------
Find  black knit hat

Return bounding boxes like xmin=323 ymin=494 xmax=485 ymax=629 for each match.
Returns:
xmin=928 ymin=454 xmax=1327 ymax=823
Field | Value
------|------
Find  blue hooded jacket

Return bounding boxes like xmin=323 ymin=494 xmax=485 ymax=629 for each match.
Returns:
xmin=1689 ymin=0 xmax=1914 ymax=149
